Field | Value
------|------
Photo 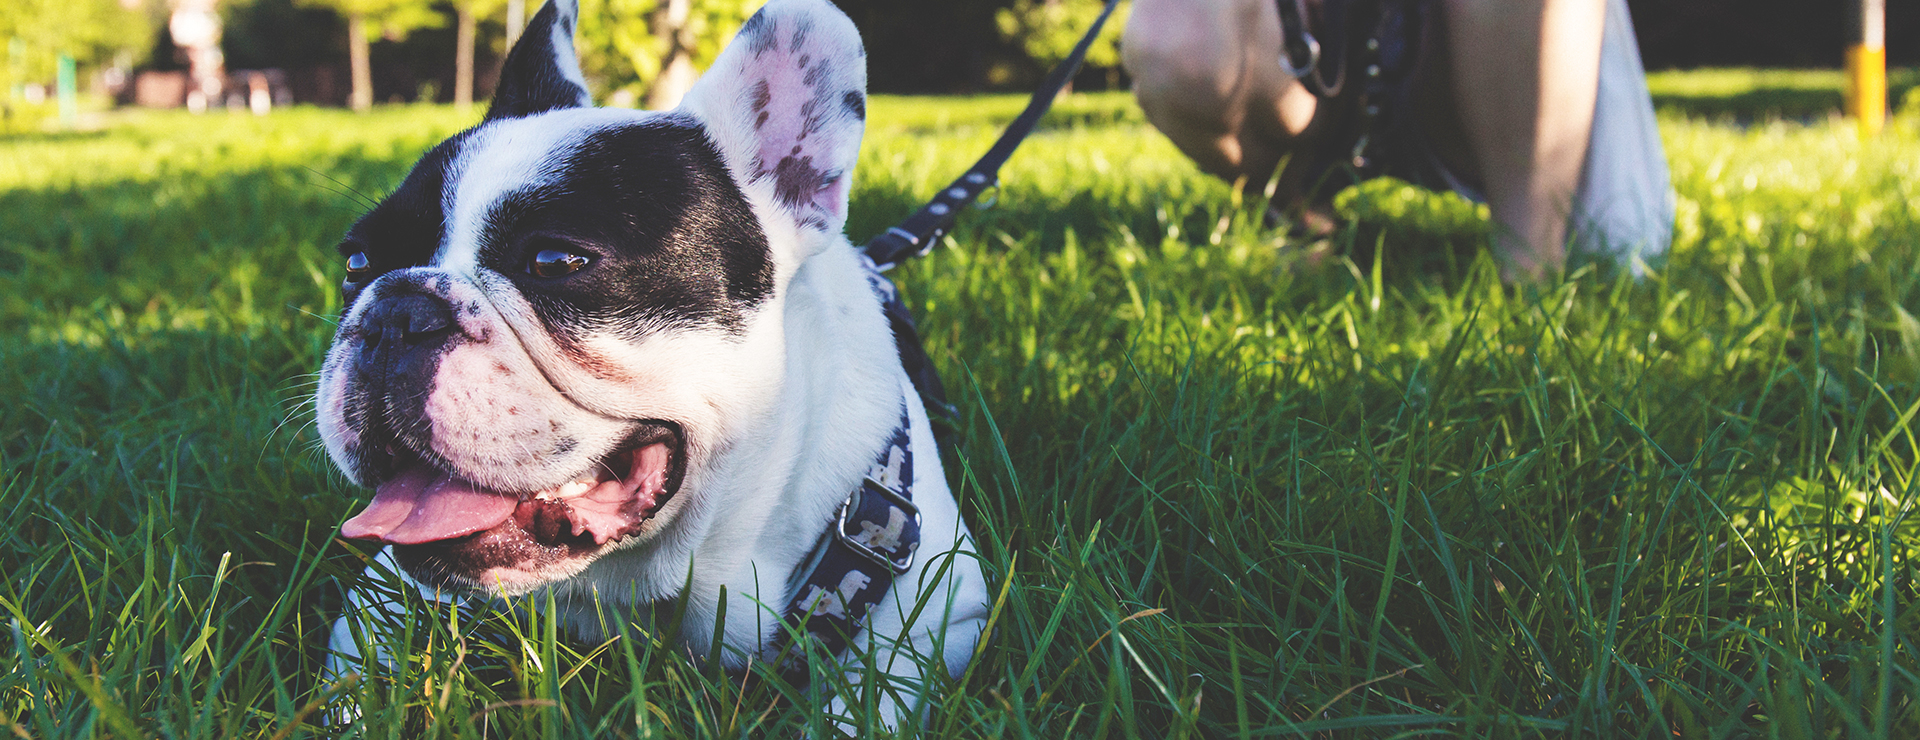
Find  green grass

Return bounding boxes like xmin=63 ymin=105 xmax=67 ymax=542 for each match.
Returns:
xmin=2 ymin=86 xmax=1918 ymax=737
xmin=1646 ymin=67 xmax=1920 ymax=121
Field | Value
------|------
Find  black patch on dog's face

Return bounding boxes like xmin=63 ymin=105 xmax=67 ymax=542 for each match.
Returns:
xmin=335 ymin=131 xmax=472 ymax=312
xmin=476 ymin=118 xmax=773 ymax=337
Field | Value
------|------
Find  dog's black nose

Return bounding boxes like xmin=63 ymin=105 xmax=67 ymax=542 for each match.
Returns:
xmin=357 ymin=291 xmax=458 ymax=378
xmin=369 ymin=292 xmax=455 ymax=346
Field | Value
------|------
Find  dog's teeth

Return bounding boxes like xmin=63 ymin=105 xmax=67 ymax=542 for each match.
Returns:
xmin=555 ymin=479 xmax=593 ymax=499
xmin=533 ymin=478 xmax=594 ymax=501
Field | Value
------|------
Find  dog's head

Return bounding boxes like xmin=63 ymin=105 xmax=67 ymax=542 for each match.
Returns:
xmin=314 ymin=0 xmax=866 ymax=596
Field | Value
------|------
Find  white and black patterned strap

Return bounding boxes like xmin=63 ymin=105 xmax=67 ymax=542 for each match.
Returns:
xmin=770 ymin=255 xmax=939 ymax=669
xmin=860 ymin=253 xmax=955 ymax=424
xmin=777 ymin=404 xmax=920 ymax=665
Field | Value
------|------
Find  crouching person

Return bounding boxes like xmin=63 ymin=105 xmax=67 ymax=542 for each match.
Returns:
xmin=1124 ymin=0 xmax=1674 ymax=280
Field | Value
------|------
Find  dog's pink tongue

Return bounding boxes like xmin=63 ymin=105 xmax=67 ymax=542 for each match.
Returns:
xmin=340 ymin=465 xmax=518 ymax=545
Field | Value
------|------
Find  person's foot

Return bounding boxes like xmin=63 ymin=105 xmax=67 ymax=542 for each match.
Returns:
xmin=1265 ymin=203 xmax=1339 ymax=239
xmin=1495 ymin=230 xmax=1564 ymax=283
xmin=1263 ymin=205 xmax=1336 ymax=273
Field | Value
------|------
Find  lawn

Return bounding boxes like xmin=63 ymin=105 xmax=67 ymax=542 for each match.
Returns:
xmin=2 ymin=80 xmax=1918 ymax=737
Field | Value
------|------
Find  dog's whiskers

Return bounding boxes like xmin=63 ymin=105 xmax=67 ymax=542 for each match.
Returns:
xmin=302 ymin=167 xmax=382 ymax=212
xmin=294 ymin=306 xmax=342 ymax=328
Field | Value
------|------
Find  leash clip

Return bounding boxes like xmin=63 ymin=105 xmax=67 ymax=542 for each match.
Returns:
xmin=964 ymin=172 xmax=1000 ymax=209
xmin=834 ymin=476 xmax=922 ymax=575
xmin=975 ymin=184 xmax=1000 ymax=210
xmin=1279 ymin=32 xmax=1321 ymax=80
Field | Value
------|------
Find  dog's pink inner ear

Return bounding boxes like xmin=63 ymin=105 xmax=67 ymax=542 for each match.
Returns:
xmin=713 ymin=5 xmax=865 ymax=232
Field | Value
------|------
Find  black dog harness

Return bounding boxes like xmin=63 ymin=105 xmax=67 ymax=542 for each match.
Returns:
xmin=1279 ymin=0 xmax=1459 ymax=199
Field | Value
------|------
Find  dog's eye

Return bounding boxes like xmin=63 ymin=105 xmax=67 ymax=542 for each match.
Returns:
xmin=345 ymin=251 xmax=373 ymax=282
xmin=530 ymin=248 xmax=593 ymax=279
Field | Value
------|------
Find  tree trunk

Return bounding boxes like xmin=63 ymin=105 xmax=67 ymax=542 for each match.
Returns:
xmin=505 ymin=0 xmax=526 ymax=49
xmin=644 ymin=0 xmax=695 ymax=109
xmin=349 ymin=13 xmax=372 ymax=112
xmin=455 ymin=5 xmax=476 ymax=107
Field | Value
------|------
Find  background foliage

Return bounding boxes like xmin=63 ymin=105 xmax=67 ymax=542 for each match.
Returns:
xmin=12 ymin=0 xmax=1912 ymax=111
xmin=994 ymin=0 xmax=1127 ymax=77
xmin=1627 ymin=0 xmax=1920 ymax=69
xmin=575 ymin=0 xmax=760 ymax=100
xmin=294 ymin=0 xmax=444 ymax=46
xmin=0 ymin=0 xmax=154 ymax=83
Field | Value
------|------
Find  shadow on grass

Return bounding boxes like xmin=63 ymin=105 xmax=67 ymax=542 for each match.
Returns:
xmin=0 ymin=128 xmax=114 ymax=144
xmin=1649 ymin=68 xmax=1920 ymax=121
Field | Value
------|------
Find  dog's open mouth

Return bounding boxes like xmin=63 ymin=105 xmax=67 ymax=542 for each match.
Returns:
xmin=339 ymin=424 xmax=684 ymax=550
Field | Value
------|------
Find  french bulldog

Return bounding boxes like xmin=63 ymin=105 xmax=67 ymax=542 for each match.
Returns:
xmin=316 ymin=0 xmax=989 ymax=726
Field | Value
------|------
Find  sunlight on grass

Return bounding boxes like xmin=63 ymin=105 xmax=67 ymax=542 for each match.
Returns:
xmin=3 ymin=90 xmax=1919 ymax=736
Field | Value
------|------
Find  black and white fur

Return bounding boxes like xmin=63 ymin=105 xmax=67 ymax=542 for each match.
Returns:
xmin=317 ymin=0 xmax=988 ymax=725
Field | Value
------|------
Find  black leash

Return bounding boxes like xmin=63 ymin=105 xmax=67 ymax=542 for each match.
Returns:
xmin=858 ymin=0 xmax=1123 ymax=432
xmin=862 ymin=0 xmax=1124 ymax=270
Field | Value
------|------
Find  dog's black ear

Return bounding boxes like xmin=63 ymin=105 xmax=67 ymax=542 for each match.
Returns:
xmin=486 ymin=0 xmax=592 ymax=120
xmin=680 ymin=0 xmax=866 ymax=240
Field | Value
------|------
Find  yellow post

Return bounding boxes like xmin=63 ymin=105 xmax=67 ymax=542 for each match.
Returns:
xmin=1847 ymin=0 xmax=1886 ymax=136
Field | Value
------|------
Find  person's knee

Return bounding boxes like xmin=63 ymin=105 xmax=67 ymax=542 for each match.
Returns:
xmin=1126 ymin=40 xmax=1242 ymax=169
xmin=1124 ymin=0 xmax=1250 ymax=111
xmin=1125 ymin=51 xmax=1235 ymax=121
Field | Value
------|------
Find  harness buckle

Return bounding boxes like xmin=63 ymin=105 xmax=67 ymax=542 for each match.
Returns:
xmin=1279 ymin=32 xmax=1321 ymax=80
xmin=834 ymin=476 xmax=921 ymax=575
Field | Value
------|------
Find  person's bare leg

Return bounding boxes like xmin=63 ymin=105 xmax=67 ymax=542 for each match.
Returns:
xmin=1125 ymin=0 xmax=1317 ymax=199
xmin=1444 ymin=0 xmax=1603 ymax=280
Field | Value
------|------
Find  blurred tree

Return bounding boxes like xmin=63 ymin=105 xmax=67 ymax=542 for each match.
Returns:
xmin=575 ymin=0 xmax=759 ymax=107
xmin=645 ymin=0 xmax=692 ymax=108
xmin=450 ymin=0 xmax=505 ymax=107
xmin=994 ymin=0 xmax=1126 ymax=92
xmin=574 ymin=0 xmax=652 ymax=100
xmin=222 ymin=0 xmax=344 ymax=72
xmin=1 ymin=0 xmax=155 ymax=83
xmin=830 ymin=0 xmax=1013 ymax=94
xmin=298 ymin=0 xmax=441 ymax=110
xmin=1626 ymin=0 xmax=1918 ymax=68
xmin=504 ymin=0 xmax=524 ymax=47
